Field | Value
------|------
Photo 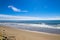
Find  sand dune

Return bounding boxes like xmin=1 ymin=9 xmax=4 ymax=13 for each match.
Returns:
xmin=0 ymin=26 xmax=60 ymax=40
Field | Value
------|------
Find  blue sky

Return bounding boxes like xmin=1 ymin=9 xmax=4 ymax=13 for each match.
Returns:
xmin=0 ymin=0 xmax=60 ymax=20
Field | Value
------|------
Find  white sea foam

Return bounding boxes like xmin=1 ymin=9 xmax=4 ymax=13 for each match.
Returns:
xmin=0 ymin=23 xmax=60 ymax=29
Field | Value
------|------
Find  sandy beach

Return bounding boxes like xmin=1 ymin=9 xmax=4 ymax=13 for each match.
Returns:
xmin=0 ymin=26 xmax=60 ymax=40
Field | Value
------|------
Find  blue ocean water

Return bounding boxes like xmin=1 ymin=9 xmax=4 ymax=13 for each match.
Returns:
xmin=0 ymin=20 xmax=60 ymax=25
xmin=0 ymin=20 xmax=60 ymax=34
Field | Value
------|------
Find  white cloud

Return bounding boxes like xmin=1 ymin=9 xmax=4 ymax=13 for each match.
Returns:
xmin=8 ymin=5 xmax=21 ymax=12
xmin=0 ymin=14 xmax=40 ymax=20
xmin=8 ymin=5 xmax=28 ymax=12
xmin=0 ymin=14 xmax=60 ymax=20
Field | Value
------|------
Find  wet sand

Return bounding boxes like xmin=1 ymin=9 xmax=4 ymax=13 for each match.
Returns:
xmin=0 ymin=26 xmax=60 ymax=40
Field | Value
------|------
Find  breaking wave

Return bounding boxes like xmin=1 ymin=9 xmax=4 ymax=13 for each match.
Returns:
xmin=0 ymin=23 xmax=60 ymax=29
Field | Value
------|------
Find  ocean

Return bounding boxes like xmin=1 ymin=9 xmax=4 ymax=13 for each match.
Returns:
xmin=0 ymin=20 xmax=60 ymax=24
xmin=0 ymin=20 xmax=60 ymax=34
xmin=0 ymin=20 xmax=60 ymax=26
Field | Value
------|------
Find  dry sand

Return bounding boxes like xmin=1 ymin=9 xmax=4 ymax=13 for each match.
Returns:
xmin=0 ymin=26 xmax=60 ymax=40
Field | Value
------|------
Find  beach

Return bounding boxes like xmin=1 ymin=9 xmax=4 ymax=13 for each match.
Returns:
xmin=0 ymin=26 xmax=60 ymax=40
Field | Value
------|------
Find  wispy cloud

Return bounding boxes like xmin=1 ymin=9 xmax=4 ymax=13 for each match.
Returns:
xmin=0 ymin=14 xmax=60 ymax=20
xmin=8 ymin=5 xmax=28 ymax=12
xmin=0 ymin=14 xmax=40 ymax=20
xmin=8 ymin=5 xmax=21 ymax=12
xmin=22 ymin=10 xmax=28 ymax=12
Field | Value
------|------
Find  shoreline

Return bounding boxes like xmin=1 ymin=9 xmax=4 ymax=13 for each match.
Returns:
xmin=0 ymin=25 xmax=60 ymax=40
xmin=2 ymin=24 xmax=60 ymax=34
xmin=0 ymin=25 xmax=60 ymax=36
xmin=0 ymin=23 xmax=60 ymax=29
